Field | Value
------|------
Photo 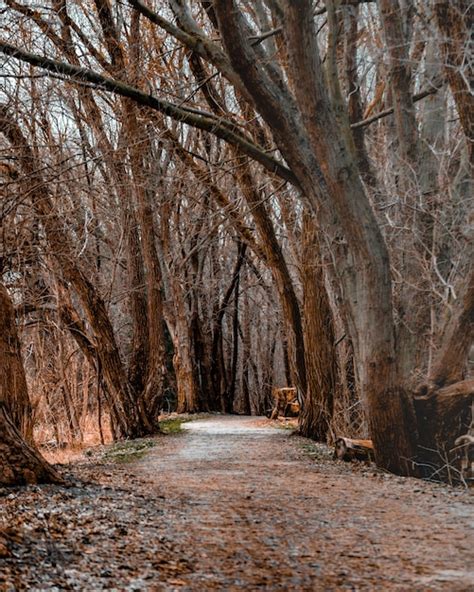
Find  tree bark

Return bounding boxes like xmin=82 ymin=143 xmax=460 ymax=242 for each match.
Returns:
xmin=0 ymin=403 xmax=63 ymax=486
xmin=0 ymin=282 xmax=34 ymax=442
xmin=0 ymin=282 xmax=61 ymax=486
xmin=434 ymin=0 xmax=474 ymax=164
xmin=415 ymin=380 xmax=474 ymax=482
xmin=421 ymin=267 xmax=474 ymax=393
xmin=377 ymin=0 xmax=418 ymax=163
xmin=342 ymin=4 xmax=375 ymax=185
xmin=299 ymin=213 xmax=338 ymax=443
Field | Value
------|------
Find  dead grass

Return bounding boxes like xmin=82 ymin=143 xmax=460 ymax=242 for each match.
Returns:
xmin=35 ymin=413 xmax=113 ymax=445
xmin=40 ymin=445 xmax=88 ymax=465
xmin=37 ymin=413 xmax=114 ymax=464
xmin=39 ymin=413 xmax=209 ymax=465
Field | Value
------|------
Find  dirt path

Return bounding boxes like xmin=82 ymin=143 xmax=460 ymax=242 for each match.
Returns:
xmin=1 ymin=416 xmax=473 ymax=591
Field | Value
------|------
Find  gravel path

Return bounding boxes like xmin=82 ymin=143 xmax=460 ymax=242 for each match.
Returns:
xmin=1 ymin=415 xmax=473 ymax=591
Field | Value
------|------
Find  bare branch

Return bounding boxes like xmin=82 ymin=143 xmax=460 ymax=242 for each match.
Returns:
xmin=0 ymin=41 xmax=297 ymax=186
xmin=351 ymin=81 xmax=445 ymax=130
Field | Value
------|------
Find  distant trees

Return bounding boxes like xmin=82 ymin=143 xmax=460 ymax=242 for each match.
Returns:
xmin=0 ymin=0 xmax=472 ymax=480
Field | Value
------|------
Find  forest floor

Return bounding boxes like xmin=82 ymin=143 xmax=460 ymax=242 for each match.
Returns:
xmin=1 ymin=415 xmax=473 ymax=591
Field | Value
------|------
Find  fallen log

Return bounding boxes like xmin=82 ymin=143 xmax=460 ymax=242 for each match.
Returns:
xmin=334 ymin=437 xmax=374 ymax=462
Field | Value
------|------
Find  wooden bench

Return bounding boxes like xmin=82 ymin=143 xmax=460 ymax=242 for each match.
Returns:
xmin=268 ymin=387 xmax=300 ymax=419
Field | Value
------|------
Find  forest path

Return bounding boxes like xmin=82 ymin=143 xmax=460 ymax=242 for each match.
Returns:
xmin=2 ymin=415 xmax=473 ymax=591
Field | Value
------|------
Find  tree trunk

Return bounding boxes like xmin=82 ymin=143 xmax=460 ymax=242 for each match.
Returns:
xmin=298 ymin=212 xmax=338 ymax=443
xmin=173 ymin=332 xmax=200 ymax=414
xmin=415 ymin=380 xmax=474 ymax=482
xmin=434 ymin=0 xmax=474 ymax=164
xmin=227 ymin=263 xmax=241 ymax=412
xmin=343 ymin=4 xmax=374 ymax=185
xmin=240 ymin=275 xmax=252 ymax=416
xmin=0 ymin=404 xmax=63 ymax=486
xmin=378 ymin=0 xmax=438 ymax=385
xmin=413 ymin=268 xmax=474 ymax=479
xmin=377 ymin=0 xmax=418 ymax=164
xmin=170 ymin=279 xmax=201 ymax=414
xmin=0 ymin=282 xmax=34 ymax=442
xmin=0 ymin=282 xmax=61 ymax=486
xmin=426 ymin=268 xmax=474 ymax=391
xmin=124 ymin=110 xmax=166 ymax=418
xmin=211 ymin=241 xmax=246 ymax=411
xmin=235 ymin=161 xmax=307 ymax=399
xmin=160 ymin=201 xmax=201 ymax=414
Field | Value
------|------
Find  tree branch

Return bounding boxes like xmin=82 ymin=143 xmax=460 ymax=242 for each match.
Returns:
xmin=0 ymin=41 xmax=297 ymax=186
xmin=128 ymin=0 xmax=248 ymax=97
xmin=249 ymin=26 xmax=282 ymax=46
xmin=351 ymin=81 xmax=445 ymax=129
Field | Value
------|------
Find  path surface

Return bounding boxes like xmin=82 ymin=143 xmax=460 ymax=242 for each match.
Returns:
xmin=1 ymin=415 xmax=473 ymax=591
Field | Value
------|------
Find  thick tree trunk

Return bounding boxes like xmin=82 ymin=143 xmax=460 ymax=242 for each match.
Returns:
xmin=299 ymin=213 xmax=338 ymax=443
xmin=169 ymin=278 xmax=201 ymax=415
xmin=173 ymin=330 xmax=200 ymax=415
xmin=415 ymin=380 xmax=474 ymax=482
xmin=426 ymin=268 xmax=474 ymax=391
xmin=124 ymin=108 xmax=166 ymax=418
xmin=412 ymin=266 xmax=473 ymax=478
xmin=0 ymin=282 xmax=61 ymax=486
xmin=0 ymin=282 xmax=33 ymax=442
xmin=0 ymin=404 xmax=62 ymax=486
xmin=377 ymin=0 xmax=418 ymax=164
xmin=378 ymin=0 xmax=439 ymax=385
